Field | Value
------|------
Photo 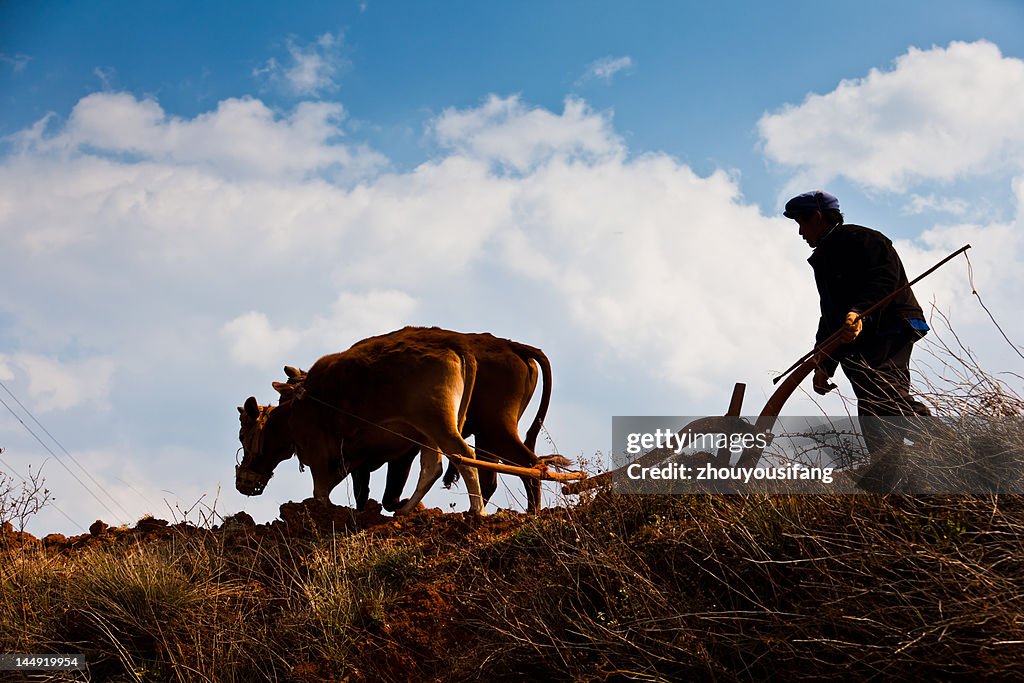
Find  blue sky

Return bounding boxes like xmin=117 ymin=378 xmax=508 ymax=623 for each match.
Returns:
xmin=2 ymin=1 xmax=1024 ymax=533
xmin=6 ymin=1 xmax=1023 ymax=207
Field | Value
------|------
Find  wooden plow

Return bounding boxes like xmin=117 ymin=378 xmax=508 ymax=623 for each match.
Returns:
xmin=563 ymin=244 xmax=972 ymax=496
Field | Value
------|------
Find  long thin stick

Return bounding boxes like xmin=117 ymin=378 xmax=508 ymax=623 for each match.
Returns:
xmin=445 ymin=452 xmax=586 ymax=482
xmin=772 ymin=244 xmax=972 ymax=384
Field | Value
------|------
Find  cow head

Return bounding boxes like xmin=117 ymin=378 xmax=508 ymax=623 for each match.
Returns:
xmin=235 ymin=394 xmax=295 ymax=496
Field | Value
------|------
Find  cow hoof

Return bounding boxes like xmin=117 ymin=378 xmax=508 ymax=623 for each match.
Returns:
xmin=382 ymin=497 xmax=409 ymax=513
xmin=394 ymin=500 xmax=425 ymax=516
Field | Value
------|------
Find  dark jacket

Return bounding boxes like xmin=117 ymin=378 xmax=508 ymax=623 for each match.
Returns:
xmin=808 ymin=224 xmax=924 ymax=374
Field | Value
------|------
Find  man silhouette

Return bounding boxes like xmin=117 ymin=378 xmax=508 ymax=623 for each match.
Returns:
xmin=784 ymin=190 xmax=931 ymax=492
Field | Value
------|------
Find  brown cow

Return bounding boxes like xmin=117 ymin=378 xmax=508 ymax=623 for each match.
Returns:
xmin=281 ymin=365 xmax=418 ymax=514
xmin=237 ymin=393 xmax=421 ymax=509
xmin=236 ymin=327 xmax=566 ymax=514
xmin=346 ymin=327 xmax=556 ymax=510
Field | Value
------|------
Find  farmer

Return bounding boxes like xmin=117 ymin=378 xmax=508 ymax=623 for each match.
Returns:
xmin=783 ymin=190 xmax=931 ymax=492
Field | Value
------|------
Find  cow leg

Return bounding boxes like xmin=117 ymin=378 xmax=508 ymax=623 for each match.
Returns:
xmin=395 ymin=443 xmax=444 ymax=515
xmin=382 ymin=447 xmax=418 ymax=512
xmin=351 ymin=464 xmax=371 ymax=511
xmin=312 ymin=456 xmax=352 ymax=505
xmin=472 ymin=438 xmax=500 ymax=507
xmin=478 ymin=431 xmax=544 ymax=513
xmin=522 ymin=476 xmax=542 ymax=513
xmin=441 ymin=455 xmax=498 ymax=509
xmin=450 ymin=355 xmax=487 ymax=515
xmin=454 ymin=458 xmax=486 ymax=515
xmin=312 ymin=466 xmax=345 ymax=504
xmin=297 ymin=434 xmax=348 ymax=506
xmin=480 ymin=470 xmax=498 ymax=507
xmin=398 ymin=352 xmax=485 ymax=515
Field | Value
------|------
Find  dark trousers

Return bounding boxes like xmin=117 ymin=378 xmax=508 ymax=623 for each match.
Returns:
xmin=840 ymin=332 xmax=930 ymax=490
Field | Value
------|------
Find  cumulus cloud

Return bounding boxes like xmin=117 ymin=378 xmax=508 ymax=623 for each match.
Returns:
xmin=0 ymin=354 xmax=116 ymax=413
xmin=581 ymin=55 xmax=635 ymax=83
xmin=254 ymin=32 xmax=347 ymax=96
xmin=222 ymin=312 xmax=305 ymax=369
xmin=223 ymin=290 xmax=418 ymax=369
xmin=914 ymin=178 xmax=1024 ymax=319
xmin=505 ymin=162 xmax=823 ymax=398
xmin=2 ymin=90 xmax=815 ymax=425
xmin=431 ymin=95 xmax=624 ymax=172
xmin=9 ymin=92 xmax=385 ymax=181
xmin=758 ymin=41 xmax=1024 ymax=191
xmin=6 ymin=88 xmax=1006 ymax=407
xmin=3 ymin=84 xmax=1021 ymax=534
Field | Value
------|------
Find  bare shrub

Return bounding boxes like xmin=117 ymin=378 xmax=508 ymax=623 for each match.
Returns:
xmin=0 ymin=459 xmax=52 ymax=539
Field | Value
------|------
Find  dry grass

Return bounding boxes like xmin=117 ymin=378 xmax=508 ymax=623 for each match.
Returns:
xmin=2 ymin=324 xmax=1023 ymax=681
xmin=2 ymin=493 xmax=1024 ymax=681
xmin=451 ymin=493 xmax=1024 ymax=681
xmin=0 ymin=513 xmax=441 ymax=682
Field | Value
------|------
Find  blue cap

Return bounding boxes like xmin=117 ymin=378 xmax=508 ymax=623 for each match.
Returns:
xmin=783 ymin=190 xmax=840 ymax=218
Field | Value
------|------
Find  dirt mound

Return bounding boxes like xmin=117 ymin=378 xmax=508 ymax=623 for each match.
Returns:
xmin=278 ymin=497 xmax=390 ymax=533
xmin=2 ymin=514 xmax=208 ymax=551
xmin=2 ymin=498 xmax=535 ymax=554
xmin=7 ymin=495 xmax=1024 ymax=681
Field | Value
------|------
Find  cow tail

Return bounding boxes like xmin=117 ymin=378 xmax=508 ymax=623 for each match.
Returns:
xmin=514 ymin=343 xmax=552 ymax=452
xmin=442 ymin=460 xmax=461 ymax=488
xmin=457 ymin=350 xmax=477 ymax=435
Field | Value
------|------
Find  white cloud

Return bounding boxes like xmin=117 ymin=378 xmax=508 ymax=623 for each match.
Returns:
xmin=903 ymin=194 xmax=969 ymax=216
xmin=10 ymin=92 xmax=385 ymax=181
xmin=254 ymin=32 xmax=347 ymax=97
xmin=3 ymin=86 xmax=1022 ymax=534
xmin=222 ymin=312 xmax=305 ymax=369
xmin=431 ymin=94 xmax=624 ymax=172
xmin=758 ymin=41 xmax=1024 ymax=191
xmin=7 ymin=90 xmax=1013 ymax=404
xmin=494 ymin=156 xmax=818 ymax=398
xmin=1 ymin=353 xmax=116 ymax=413
xmin=2 ymin=91 xmax=816 ymax=419
xmin=222 ymin=290 xmax=418 ymax=369
xmin=912 ymin=178 xmax=1024 ymax=324
xmin=582 ymin=55 xmax=635 ymax=83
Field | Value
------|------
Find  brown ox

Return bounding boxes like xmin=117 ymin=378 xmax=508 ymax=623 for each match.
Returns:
xmin=236 ymin=327 xmax=565 ymax=514
xmin=240 ymin=365 xmax=419 ymax=513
